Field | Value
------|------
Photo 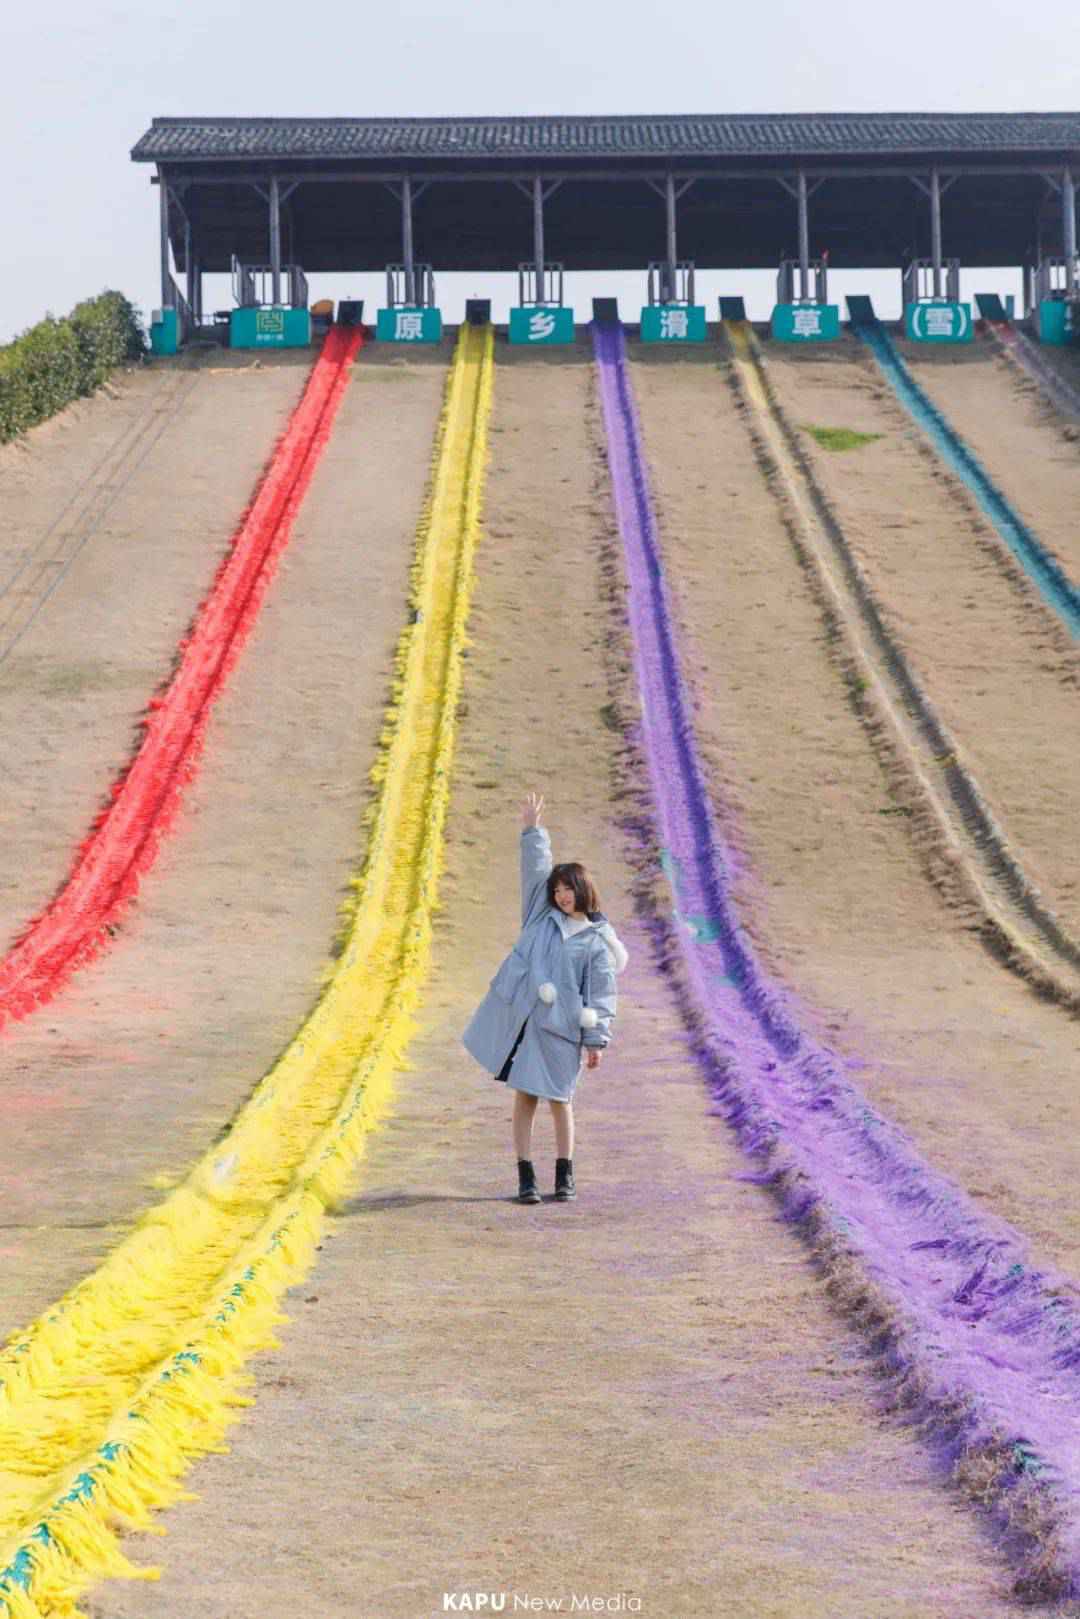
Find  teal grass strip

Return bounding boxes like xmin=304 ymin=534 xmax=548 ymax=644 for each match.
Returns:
xmin=854 ymin=319 xmax=1080 ymax=638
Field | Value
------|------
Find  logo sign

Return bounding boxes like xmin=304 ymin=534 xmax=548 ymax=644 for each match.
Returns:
xmin=640 ymin=304 xmax=707 ymax=342
xmin=255 ymin=308 xmax=286 ymax=344
xmin=376 ymin=307 xmax=443 ymax=343
xmin=771 ymin=304 xmax=841 ymax=342
xmin=905 ymin=301 xmax=973 ymax=344
xmin=509 ymin=306 xmax=575 ymax=344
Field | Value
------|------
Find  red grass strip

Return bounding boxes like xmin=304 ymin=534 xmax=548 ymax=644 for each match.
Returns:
xmin=0 ymin=323 xmax=364 ymax=1030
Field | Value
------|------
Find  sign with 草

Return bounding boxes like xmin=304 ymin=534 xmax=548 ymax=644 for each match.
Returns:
xmin=376 ymin=307 xmax=443 ymax=343
xmin=904 ymin=301 xmax=973 ymax=343
xmin=508 ymin=307 xmax=576 ymax=344
xmin=640 ymin=305 xmax=707 ymax=343
xmin=771 ymin=304 xmax=841 ymax=342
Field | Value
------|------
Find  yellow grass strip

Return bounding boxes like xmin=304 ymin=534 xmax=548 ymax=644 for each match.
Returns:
xmin=0 ymin=322 xmax=493 ymax=1619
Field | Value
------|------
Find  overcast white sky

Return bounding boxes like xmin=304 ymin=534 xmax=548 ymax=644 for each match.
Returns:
xmin=0 ymin=0 xmax=1075 ymax=340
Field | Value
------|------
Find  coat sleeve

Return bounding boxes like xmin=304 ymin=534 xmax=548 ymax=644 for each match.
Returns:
xmin=521 ymin=826 xmax=553 ymax=927
xmin=581 ymin=937 xmax=617 ymax=1049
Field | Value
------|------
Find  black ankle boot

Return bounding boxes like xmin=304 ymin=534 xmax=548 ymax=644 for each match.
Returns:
xmin=517 ymin=1159 xmax=541 ymax=1204
xmin=554 ymin=1157 xmax=576 ymax=1201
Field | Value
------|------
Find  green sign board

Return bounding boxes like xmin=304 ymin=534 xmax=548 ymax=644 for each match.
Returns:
xmin=1038 ymin=299 xmax=1080 ymax=345
xmin=230 ymin=307 xmax=311 ymax=349
xmin=904 ymin=301 xmax=973 ymax=343
xmin=376 ymin=306 xmax=443 ymax=343
xmin=150 ymin=307 xmax=179 ymax=356
xmin=640 ymin=304 xmax=707 ymax=343
xmin=771 ymin=303 xmax=841 ymax=342
xmin=509 ymin=306 xmax=576 ymax=344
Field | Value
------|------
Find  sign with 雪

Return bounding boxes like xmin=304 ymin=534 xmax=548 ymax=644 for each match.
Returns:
xmin=376 ymin=307 xmax=443 ymax=343
xmin=771 ymin=304 xmax=841 ymax=342
xmin=508 ymin=307 xmax=576 ymax=345
xmin=904 ymin=301 xmax=973 ymax=343
xmin=639 ymin=305 xmax=707 ymax=343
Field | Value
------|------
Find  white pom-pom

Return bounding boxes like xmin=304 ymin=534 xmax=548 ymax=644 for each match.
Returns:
xmin=538 ymin=982 xmax=557 ymax=1004
xmin=580 ymin=1007 xmax=598 ymax=1029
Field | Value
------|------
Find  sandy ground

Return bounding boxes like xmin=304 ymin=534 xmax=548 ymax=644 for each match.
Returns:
xmin=755 ymin=334 xmax=1080 ymax=945
xmin=0 ymin=350 xmax=312 ymax=943
xmin=91 ymin=344 xmax=1034 ymax=1619
xmin=899 ymin=333 xmax=1080 ymax=583
xmin=628 ymin=340 xmax=1080 ymax=1286
xmin=0 ymin=340 xmax=449 ymax=1338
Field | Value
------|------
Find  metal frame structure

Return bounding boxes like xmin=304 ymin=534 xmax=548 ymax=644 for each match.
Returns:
xmin=137 ymin=114 xmax=1080 ymax=324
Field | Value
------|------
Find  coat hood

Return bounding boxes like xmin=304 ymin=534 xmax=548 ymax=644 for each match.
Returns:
xmin=549 ymin=907 xmax=629 ymax=974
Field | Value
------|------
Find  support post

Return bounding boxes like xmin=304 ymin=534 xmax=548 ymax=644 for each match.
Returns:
xmin=185 ymin=219 xmax=196 ymax=315
xmin=930 ymin=166 xmax=943 ymax=298
xmin=269 ymin=174 xmax=282 ymax=306
xmin=402 ymin=176 xmax=416 ymax=306
xmin=1065 ymin=166 xmax=1077 ymax=297
xmin=665 ymin=173 xmax=678 ymax=302
xmin=159 ymin=174 xmax=173 ymax=309
xmin=533 ymin=175 xmax=545 ymax=303
xmin=797 ymin=169 xmax=810 ymax=300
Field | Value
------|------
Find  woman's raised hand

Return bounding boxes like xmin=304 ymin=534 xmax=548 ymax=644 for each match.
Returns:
xmin=521 ymin=791 xmax=545 ymax=828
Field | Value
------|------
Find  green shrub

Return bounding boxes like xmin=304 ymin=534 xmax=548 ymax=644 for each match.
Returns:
xmin=0 ymin=291 xmax=146 ymax=443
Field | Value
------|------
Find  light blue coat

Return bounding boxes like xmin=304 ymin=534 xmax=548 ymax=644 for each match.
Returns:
xmin=462 ymin=827 xmax=625 ymax=1101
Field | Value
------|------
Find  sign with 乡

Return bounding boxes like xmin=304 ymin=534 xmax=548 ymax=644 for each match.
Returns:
xmin=376 ymin=306 xmax=443 ymax=343
xmin=904 ymin=301 xmax=973 ymax=343
xmin=509 ymin=306 xmax=575 ymax=344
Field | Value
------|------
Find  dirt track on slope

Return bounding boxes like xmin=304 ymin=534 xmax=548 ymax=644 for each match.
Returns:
xmin=93 ymin=343 xmax=1030 ymax=1619
xmin=899 ymin=334 xmax=1080 ymax=582
xmin=0 ymin=341 xmax=449 ymax=1338
xmin=628 ymin=339 xmax=1080 ymax=1285
xmin=0 ymin=350 xmax=310 ymax=943
xmin=756 ymin=335 xmax=1080 ymax=945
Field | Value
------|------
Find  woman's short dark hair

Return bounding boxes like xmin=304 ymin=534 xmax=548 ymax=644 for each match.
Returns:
xmin=547 ymin=862 xmax=600 ymax=916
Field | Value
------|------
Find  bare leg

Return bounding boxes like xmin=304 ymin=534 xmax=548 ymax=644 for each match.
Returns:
xmin=548 ymin=1099 xmax=574 ymax=1160
xmin=512 ymin=1089 xmax=540 ymax=1158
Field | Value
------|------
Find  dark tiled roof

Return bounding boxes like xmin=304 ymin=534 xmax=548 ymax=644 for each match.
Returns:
xmin=132 ymin=112 xmax=1080 ymax=164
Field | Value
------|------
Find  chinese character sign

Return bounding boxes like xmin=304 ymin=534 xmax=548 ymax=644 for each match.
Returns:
xmin=904 ymin=301 xmax=973 ymax=344
xmin=508 ymin=307 xmax=575 ymax=344
xmin=792 ymin=308 xmax=823 ymax=337
xmin=771 ymin=304 xmax=841 ymax=342
xmin=376 ymin=307 xmax=443 ymax=343
xmin=640 ymin=305 xmax=707 ymax=342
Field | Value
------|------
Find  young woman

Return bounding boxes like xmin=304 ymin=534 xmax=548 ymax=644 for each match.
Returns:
xmin=463 ymin=792 xmax=628 ymax=1204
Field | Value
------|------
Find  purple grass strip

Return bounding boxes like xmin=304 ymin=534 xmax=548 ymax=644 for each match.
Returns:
xmin=591 ymin=317 xmax=1080 ymax=1594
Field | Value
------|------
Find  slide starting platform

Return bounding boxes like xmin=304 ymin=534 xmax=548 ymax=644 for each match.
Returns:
xmin=771 ymin=259 xmax=838 ymax=341
xmin=376 ymin=264 xmax=443 ymax=344
xmin=509 ymin=264 xmax=574 ymax=344
xmin=902 ymin=260 xmax=973 ymax=344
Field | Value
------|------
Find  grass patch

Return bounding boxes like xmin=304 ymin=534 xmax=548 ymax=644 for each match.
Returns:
xmin=802 ymin=424 xmax=883 ymax=452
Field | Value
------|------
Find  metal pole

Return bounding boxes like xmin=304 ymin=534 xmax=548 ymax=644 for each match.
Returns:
xmin=402 ymin=176 xmax=415 ymax=306
xmin=159 ymin=174 xmax=173 ymax=309
xmin=797 ymin=169 xmax=810 ymax=300
xmin=930 ymin=167 xmax=943 ymax=298
xmin=665 ymin=173 xmax=677 ymax=302
xmin=533 ymin=175 xmax=545 ymax=304
xmin=1065 ymin=167 xmax=1077 ymax=296
xmin=269 ymin=174 xmax=282 ymax=305
xmin=185 ymin=219 xmax=196 ymax=314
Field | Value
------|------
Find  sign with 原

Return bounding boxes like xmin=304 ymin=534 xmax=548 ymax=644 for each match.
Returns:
xmin=771 ymin=304 xmax=841 ymax=342
xmin=376 ymin=307 xmax=443 ymax=343
xmin=904 ymin=301 xmax=973 ymax=343
xmin=639 ymin=305 xmax=707 ymax=343
xmin=508 ymin=306 xmax=575 ymax=344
